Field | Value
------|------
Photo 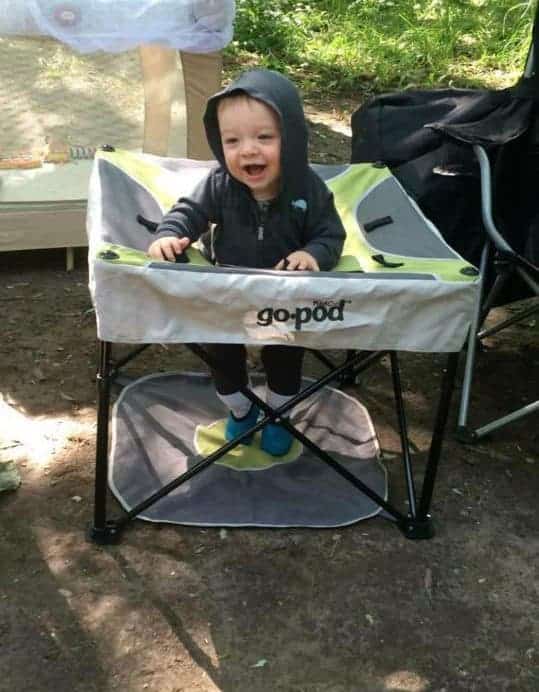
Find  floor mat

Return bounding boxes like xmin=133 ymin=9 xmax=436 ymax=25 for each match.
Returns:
xmin=109 ymin=372 xmax=387 ymax=527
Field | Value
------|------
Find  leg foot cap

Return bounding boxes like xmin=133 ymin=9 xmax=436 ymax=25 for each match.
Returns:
xmin=87 ymin=521 xmax=122 ymax=545
xmin=399 ymin=515 xmax=435 ymax=540
xmin=455 ymin=426 xmax=479 ymax=445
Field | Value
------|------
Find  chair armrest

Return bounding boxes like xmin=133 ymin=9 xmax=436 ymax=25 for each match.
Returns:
xmin=472 ymin=144 xmax=516 ymax=257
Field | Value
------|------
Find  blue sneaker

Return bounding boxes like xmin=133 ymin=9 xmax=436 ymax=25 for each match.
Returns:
xmin=261 ymin=421 xmax=293 ymax=456
xmin=225 ymin=404 xmax=260 ymax=445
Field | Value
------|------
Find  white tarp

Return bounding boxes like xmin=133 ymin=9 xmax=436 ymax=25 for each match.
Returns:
xmin=0 ymin=0 xmax=235 ymax=53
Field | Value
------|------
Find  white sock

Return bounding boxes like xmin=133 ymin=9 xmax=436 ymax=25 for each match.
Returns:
xmin=266 ymin=387 xmax=295 ymax=418
xmin=217 ymin=390 xmax=252 ymax=419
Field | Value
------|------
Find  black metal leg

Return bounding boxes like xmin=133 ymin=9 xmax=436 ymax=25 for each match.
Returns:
xmin=389 ymin=352 xmax=417 ymax=518
xmin=88 ymin=340 xmax=121 ymax=544
xmin=456 ymin=242 xmax=490 ymax=443
xmin=340 ymin=349 xmax=360 ymax=386
xmin=401 ymin=352 xmax=459 ymax=539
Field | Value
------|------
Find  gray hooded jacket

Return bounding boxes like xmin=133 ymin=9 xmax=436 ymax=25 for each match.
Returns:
xmin=152 ymin=69 xmax=345 ymax=270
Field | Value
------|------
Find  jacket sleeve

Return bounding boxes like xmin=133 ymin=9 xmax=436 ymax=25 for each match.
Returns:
xmin=302 ymin=172 xmax=346 ymax=271
xmin=151 ymin=170 xmax=220 ymax=243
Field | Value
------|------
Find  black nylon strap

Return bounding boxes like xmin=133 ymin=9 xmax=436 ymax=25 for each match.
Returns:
xmin=363 ymin=216 xmax=393 ymax=232
xmin=136 ymin=214 xmax=159 ymax=233
xmin=371 ymin=253 xmax=404 ymax=268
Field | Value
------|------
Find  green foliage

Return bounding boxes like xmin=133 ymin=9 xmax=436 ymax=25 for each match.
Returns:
xmin=226 ymin=0 xmax=537 ymax=97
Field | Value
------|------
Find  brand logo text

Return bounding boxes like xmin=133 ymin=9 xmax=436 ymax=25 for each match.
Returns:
xmin=256 ymin=299 xmax=349 ymax=330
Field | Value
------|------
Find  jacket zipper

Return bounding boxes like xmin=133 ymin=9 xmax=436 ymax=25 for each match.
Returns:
xmin=254 ymin=199 xmax=271 ymax=265
xmin=256 ymin=201 xmax=270 ymax=241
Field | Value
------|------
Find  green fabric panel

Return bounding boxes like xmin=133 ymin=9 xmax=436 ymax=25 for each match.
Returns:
xmin=95 ymin=152 xmax=476 ymax=283
xmin=329 ymin=165 xmax=477 ymax=282
xmin=195 ymin=419 xmax=302 ymax=471
xmin=329 ymin=164 xmax=391 ymax=272
xmin=98 ymin=149 xmax=179 ymax=210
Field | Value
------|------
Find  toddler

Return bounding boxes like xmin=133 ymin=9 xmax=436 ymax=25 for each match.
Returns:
xmin=148 ymin=69 xmax=345 ymax=455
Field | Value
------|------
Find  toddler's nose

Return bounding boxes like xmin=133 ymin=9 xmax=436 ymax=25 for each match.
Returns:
xmin=240 ymin=138 xmax=258 ymax=156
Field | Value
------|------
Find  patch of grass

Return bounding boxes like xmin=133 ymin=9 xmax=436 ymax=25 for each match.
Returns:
xmin=225 ymin=0 xmax=537 ymax=98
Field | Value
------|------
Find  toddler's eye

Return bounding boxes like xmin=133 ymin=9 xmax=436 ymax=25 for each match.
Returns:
xmin=259 ymin=134 xmax=274 ymax=141
xmin=224 ymin=137 xmax=238 ymax=145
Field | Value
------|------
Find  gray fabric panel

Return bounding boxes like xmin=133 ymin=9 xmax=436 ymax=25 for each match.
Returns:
xmin=109 ymin=373 xmax=387 ymax=527
xmin=99 ymin=158 xmax=163 ymax=251
xmin=311 ymin=163 xmax=349 ymax=181
xmin=357 ymin=177 xmax=457 ymax=259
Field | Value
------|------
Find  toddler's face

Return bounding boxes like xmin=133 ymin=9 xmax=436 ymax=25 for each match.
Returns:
xmin=217 ymin=96 xmax=281 ymax=201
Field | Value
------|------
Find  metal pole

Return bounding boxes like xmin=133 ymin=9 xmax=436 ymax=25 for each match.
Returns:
xmin=418 ymin=352 xmax=459 ymax=520
xmin=474 ymin=400 xmax=539 ymax=440
xmin=92 ymin=340 xmax=112 ymax=532
xmin=457 ymin=242 xmax=490 ymax=430
xmin=389 ymin=352 xmax=417 ymax=518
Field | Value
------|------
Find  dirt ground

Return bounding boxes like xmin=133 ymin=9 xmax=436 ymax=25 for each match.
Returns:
xmin=1 ymin=112 xmax=538 ymax=692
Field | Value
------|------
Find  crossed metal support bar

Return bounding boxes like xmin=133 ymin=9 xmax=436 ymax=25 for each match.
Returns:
xmin=89 ymin=341 xmax=458 ymax=544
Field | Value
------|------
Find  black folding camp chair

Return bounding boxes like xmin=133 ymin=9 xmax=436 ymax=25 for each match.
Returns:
xmin=455 ymin=30 xmax=539 ymax=442
xmin=351 ymin=3 xmax=539 ymax=443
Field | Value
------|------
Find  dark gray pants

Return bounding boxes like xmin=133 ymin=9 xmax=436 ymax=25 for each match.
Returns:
xmin=204 ymin=344 xmax=305 ymax=396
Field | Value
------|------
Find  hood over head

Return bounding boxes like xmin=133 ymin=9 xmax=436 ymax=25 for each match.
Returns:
xmin=203 ymin=69 xmax=309 ymax=204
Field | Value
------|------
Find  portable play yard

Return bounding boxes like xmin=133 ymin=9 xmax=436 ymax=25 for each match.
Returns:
xmin=87 ymin=148 xmax=479 ymax=543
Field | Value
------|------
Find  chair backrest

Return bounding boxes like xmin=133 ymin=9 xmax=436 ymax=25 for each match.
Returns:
xmin=350 ymin=83 xmax=539 ymax=301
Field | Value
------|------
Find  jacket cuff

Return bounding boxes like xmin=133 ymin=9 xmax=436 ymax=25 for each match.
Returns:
xmin=303 ymin=244 xmax=333 ymax=272
xmin=151 ymin=226 xmax=189 ymax=242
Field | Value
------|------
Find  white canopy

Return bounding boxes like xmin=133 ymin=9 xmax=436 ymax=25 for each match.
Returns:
xmin=0 ymin=0 xmax=235 ymax=53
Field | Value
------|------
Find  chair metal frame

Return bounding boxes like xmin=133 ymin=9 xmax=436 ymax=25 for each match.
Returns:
xmin=456 ymin=144 xmax=539 ymax=442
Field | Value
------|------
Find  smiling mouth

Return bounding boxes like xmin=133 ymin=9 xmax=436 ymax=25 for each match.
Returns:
xmin=244 ymin=164 xmax=266 ymax=177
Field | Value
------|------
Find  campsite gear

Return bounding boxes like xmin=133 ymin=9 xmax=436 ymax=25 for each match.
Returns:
xmin=350 ymin=4 xmax=539 ymax=442
xmin=225 ymin=404 xmax=260 ymax=446
xmin=87 ymin=148 xmax=477 ymax=542
xmin=89 ymin=151 xmax=476 ymax=350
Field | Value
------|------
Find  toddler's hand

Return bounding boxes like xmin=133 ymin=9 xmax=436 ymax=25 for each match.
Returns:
xmin=275 ymin=251 xmax=320 ymax=272
xmin=148 ymin=236 xmax=190 ymax=262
